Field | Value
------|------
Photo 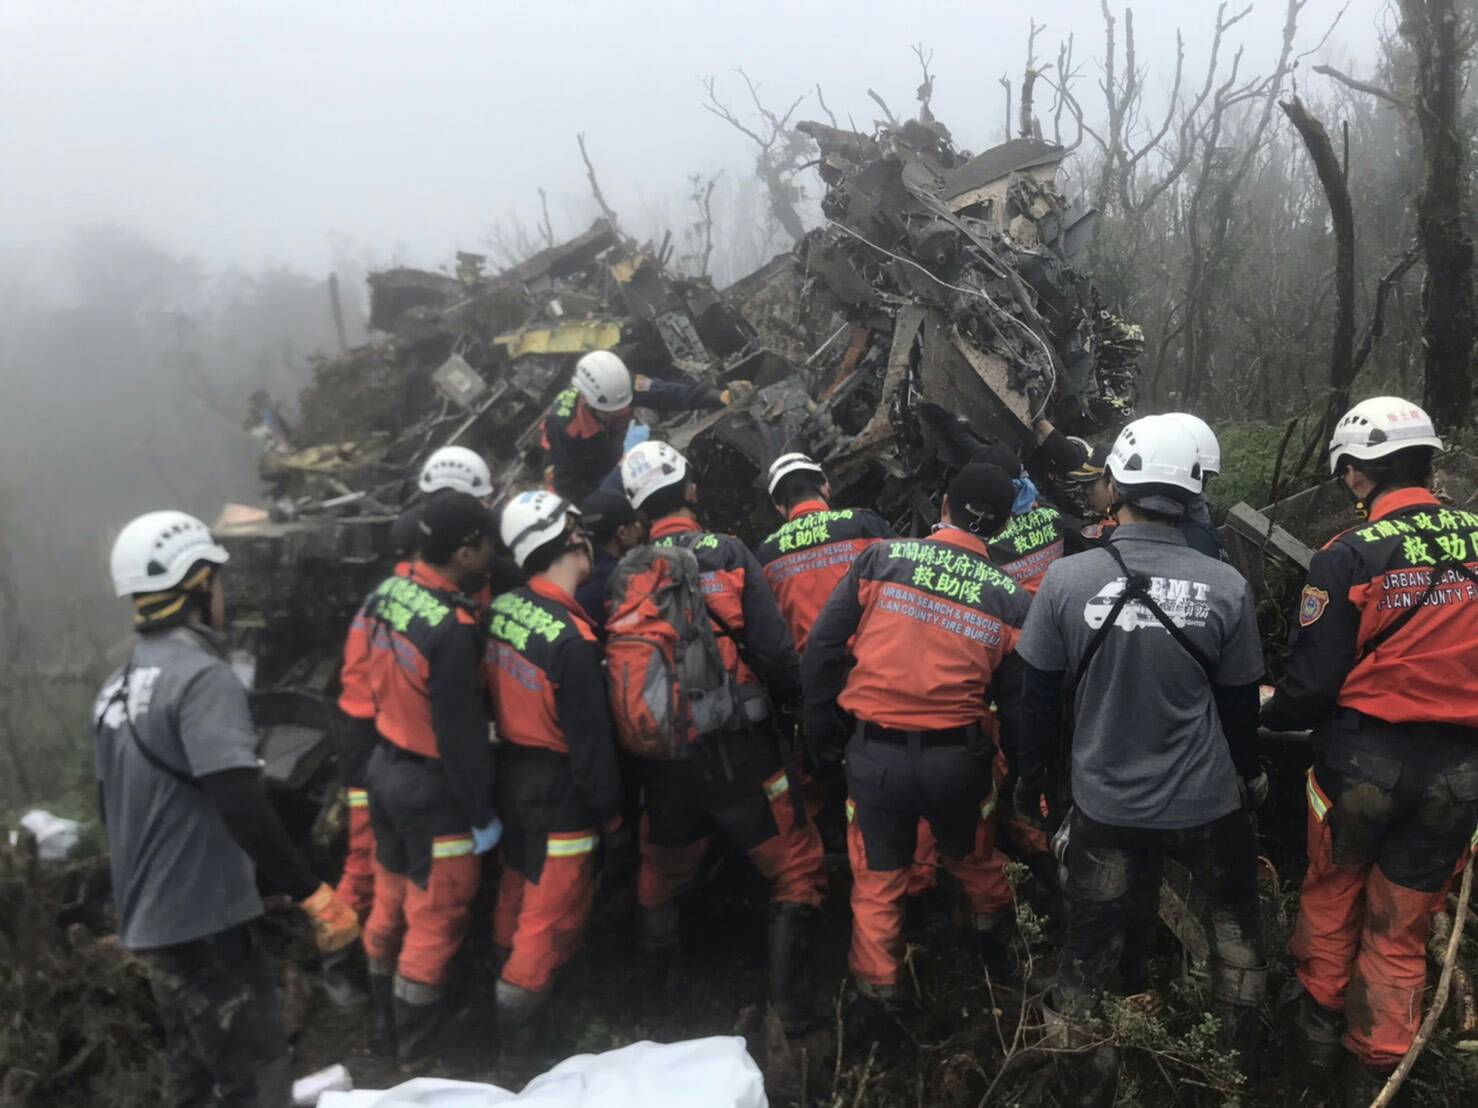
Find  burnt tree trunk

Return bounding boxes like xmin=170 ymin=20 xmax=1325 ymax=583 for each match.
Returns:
xmin=1400 ymin=0 xmax=1475 ymax=431
xmin=1280 ymin=97 xmax=1356 ymax=434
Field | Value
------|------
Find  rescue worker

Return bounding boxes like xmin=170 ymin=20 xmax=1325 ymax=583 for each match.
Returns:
xmin=485 ymin=490 xmax=631 ymax=1070
xmin=1063 ymin=442 xmax=1117 ymax=545
xmin=1013 ymin=415 xmax=1269 ymax=1071
xmin=1262 ymin=396 xmax=1478 ymax=1103
xmin=618 ymin=440 xmax=828 ymax=1035
xmin=357 ymin=492 xmax=503 ymax=1064
xmin=95 ymin=511 xmax=360 ymax=1106
xmin=541 ymin=350 xmax=751 ymax=502
xmin=801 ymin=463 xmax=1028 ymax=1002
xmin=754 ymin=452 xmax=896 ymax=654
xmin=1164 ymin=412 xmax=1225 ymax=559
xmin=970 ymin=439 xmax=1078 ymax=594
xmin=337 ymin=448 xmax=511 ymax=956
xmin=573 ymin=487 xmax=645 ymax=624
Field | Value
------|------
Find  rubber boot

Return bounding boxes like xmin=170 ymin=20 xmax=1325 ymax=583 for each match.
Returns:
xmin=639 ymin=901 xmax=681 ymax=1007
xmin=973 ymin=909 xmax=1016 ymax=984
xmin=1212 ymin=961 xmax=1268 ymax=1066
xmin=368 ymin=971 xmax=397 ymax=1059
xmin=1336 ymin=1052 xmax=1395 ymax=1108
xmin=848 ymin=979 xmax=903 ymax=1057
xmin=496 ymin=978 xmax=550 ymax=1080
xmin=768 ymin=902 xmax=823 ymax=1035
xmin=392 ymin=976 xmax=447 ymax=1068
xmin=1041 ymin=988 xmax=1119 ymax=1108
xmin=1280 ymin=979 xmax=1342 ymax=1072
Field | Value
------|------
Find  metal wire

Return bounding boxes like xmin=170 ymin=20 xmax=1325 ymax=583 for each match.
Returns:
xmin=823 ymin=217 xmax=1058 ymax=422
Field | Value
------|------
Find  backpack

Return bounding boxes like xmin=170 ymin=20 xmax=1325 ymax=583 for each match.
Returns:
xmin=604 ymin=542 xmax=739 ymax=759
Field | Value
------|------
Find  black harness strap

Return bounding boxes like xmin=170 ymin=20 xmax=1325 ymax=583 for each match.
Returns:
xmin=99 ymin=656 xmax=202 ymax=790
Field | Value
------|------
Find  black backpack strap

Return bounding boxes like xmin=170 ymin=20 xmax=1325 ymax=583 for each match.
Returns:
xmin=100 ymin=656 xmax=202 ymax=791
xmin=1066 ymin=541 xmax=1216 ymax=703
xmin=1357 ymin=558 xmax=1478 ymax=662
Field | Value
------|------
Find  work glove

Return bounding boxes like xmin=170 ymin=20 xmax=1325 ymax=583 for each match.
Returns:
xmin=602 ymin=822 xmax=639 ymax=885
xmin=1239 ymin=771 xmax=1271 ymax=812
xmin=472 ymin=817 xmax=504 ymax=855
xmin=300 ymin=883 xmax=361 ymax=954
xmin=719 ymin=380 xmax=755 ymax=406
xmin=1011 ymin=776 xmax=1049 ymax=831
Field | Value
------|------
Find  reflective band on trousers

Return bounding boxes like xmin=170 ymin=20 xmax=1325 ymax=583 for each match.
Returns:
xmin=980 ymin=785 xmax=998 ymax=822
xmin=432 ymin=835 xmax=474 ymax=859
xmin=346 ymin=788 xmax=369 ymax=809
xmin=845 ymin=798 xmax=856 ymax=824
xmin=1306 ymin=768 xmax=1330 ymax=823
xmin=547 ymin=832 xmax=596 ymax=858
xmin=764 ymin=771 xmax=790 ymax=802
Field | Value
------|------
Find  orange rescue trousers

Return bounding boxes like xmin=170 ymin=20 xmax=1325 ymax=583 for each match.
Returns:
xmin=1292 ymin=724 xmax=1478 ymax=1069
xmin=493 ymin=831 xmax=600 ymax=994
xmin=844 ymin=731 xmax=1011 ymax=988
xmin=362 ymin=847 xmax=479 ymax=988
xmin=335 ymin=790 xmax=376 ymax=920
xmin=637 ymin=733 xmax=826 ymax=918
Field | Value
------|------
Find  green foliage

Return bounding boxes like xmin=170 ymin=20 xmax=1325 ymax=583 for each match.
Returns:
xmin=1205 ymin=420 xmax=1320 ymax=519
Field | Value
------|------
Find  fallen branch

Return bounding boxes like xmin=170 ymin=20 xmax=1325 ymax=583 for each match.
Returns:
xmin=575 ymin=133 xmax=621 ymax=234
xmin=1370 ymin=860 xmax=1474 ymax=1108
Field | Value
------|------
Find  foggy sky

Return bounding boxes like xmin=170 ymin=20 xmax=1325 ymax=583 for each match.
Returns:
xmin=3 ymin=0 xmax=1377 ymax=278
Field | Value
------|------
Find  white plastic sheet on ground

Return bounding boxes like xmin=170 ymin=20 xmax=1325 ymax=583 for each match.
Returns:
xmin=12 ymin=809 xmax=82 ymax=862
xmin=318 ymin=1037 xmax=767 ymax=1108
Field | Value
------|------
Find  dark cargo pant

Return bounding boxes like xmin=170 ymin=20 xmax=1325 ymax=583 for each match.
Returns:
xmin=1056 ymin=806 xmax=1265 ymax=1012
xmin=140 ymin=921 xmax=291 ymax=1108
xmin=1294 ymin=716 xmax=1478 ymax=1067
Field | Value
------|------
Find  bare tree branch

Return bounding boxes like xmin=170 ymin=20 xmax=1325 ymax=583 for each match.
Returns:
xmin=536 ymin=188 xmax=555 ymax=249
xmin=867 ymin=87 xmax=899 ymax=127
xmin=1312 ymin=63 xmax=1408 ymax=108
xmin=575 ymin=133 xmax=622 ymax=234
xmin=912 ymin=42 xmax=936 ymax=123
xmin=815 ymin=83 xmax=839 ymax=129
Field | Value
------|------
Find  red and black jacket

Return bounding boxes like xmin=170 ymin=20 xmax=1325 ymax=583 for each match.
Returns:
xmin=802 ymin=527 xmax=1031 ymax=736
xmin=985 ymin=502 xmax=1070 ymax=595
xmin=755 ymin=499 xmax=896 ymax=653
xmin=540 ymin=378 xmax=724 ymax=502
xmin=348 ymin=563 xmax=494 ymax=829
xmin=648 ymin=515 xmax=801 ymax=704
xmin=483 ymin=577 xmax=624 ymax=827
xmin=1263 ymin=488 xmax=1478 ymax=731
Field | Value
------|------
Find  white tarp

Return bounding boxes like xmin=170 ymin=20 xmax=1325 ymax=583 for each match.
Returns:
xmin=318 ymin=1037 xmax=767 ymax=1108
xmin=14 ymin=809 xmax=82 ymax=862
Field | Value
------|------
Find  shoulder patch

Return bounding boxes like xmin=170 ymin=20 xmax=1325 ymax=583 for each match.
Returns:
xmin=1298 ymin=585 xmax=1330 ymax=627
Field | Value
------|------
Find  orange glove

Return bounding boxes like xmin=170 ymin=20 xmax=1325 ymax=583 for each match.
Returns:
xmin=301 ymin=883 xmax=361 ymax=954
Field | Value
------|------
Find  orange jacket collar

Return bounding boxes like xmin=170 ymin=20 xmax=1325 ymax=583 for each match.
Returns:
xmin=1369 ymin=486 xmax=1439 ymax=521
xmin=787 ymin=499 xmax=830 ymax=521
xmin=528 ymin=575 xmax=584 ymax=618
xmin=408 ymin=562 xmax=463 ymax=594
xmin=650 ymin=515 xmax=702 ymax=540
xmin=931 ymin=526 xmax=990 ymax=558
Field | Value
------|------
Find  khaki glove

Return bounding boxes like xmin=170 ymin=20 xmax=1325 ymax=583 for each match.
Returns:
xmin=1240 ymin=771 xmax=1271 ymax=812
xmin=720 ymin=380 xmax=755 ymax=406
xmin=301 ymin=883 xmax=361 ymax=954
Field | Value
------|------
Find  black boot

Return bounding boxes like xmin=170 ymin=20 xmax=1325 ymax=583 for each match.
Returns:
xmin=973 ymin=909 xmax=1016 ymax=984
xmin=368 ymin=972 xmax=397 ymax=1059
xmin=496 ymin=979 xmax=550 ymax=1079
xmin=1281 ymin=979 xmax=1342 ymax=1072
xmin=768 ymin=902 xmax=823 ymax=1035
xmin=1337 ymin=1052 xmax=1395 ymax=1108
xmin=393 ymin=977 xmax=447 ymax=1068
xmin=1212 ymin=961 xmax=1267 ymax=1065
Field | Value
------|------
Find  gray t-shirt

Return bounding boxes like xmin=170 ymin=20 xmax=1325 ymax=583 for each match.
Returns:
xmin=1017 ymin=523 xmax=1264 ymax=829
xmin=92 ymin=624 xmax=263 ymax=949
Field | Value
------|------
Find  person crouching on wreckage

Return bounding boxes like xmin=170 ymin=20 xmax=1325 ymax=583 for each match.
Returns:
xmin=539 ymin=349 xmax=751 ymax=503
xmin=95 ymin=511 xmax=360 ymax=1106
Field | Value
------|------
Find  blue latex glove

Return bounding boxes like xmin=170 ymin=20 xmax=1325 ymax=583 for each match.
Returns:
xmin=472 ymin=817 xmax=503 ymax=855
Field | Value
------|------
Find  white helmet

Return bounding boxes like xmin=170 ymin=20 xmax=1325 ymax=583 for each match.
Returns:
xmin=767 ymin=452 xmax=826 ymax=497
xmin=1327 ymin=396 xmax=1444 ymax=475
xmin=572 ymin=350 xmax=633 ymax=412
xmin=621 ymin=440 xmax=689 ymax=510
xmin=110 ymin=510 xmax=230 ymax=598
xmin=1106 ymin=415 xmax=1203 ymax=515
xmin=499 ymin=490 xmax=581 ymax=569
xmin=418 ymin=446 xmax=492 ymax=497
xmin=1165 ymin=412 xmax=1221 ymax=476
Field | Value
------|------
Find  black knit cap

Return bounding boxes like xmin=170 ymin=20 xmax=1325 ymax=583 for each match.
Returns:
xmin=970 ymin=439 xmax=1023 ymax=479
xmin=578 ymin=488 xmax=638 ymax=543
xmin=418 ymin=491 xmax=496 ymax=563
xmin=946 ymin=463 xmax=1017 ymax=533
